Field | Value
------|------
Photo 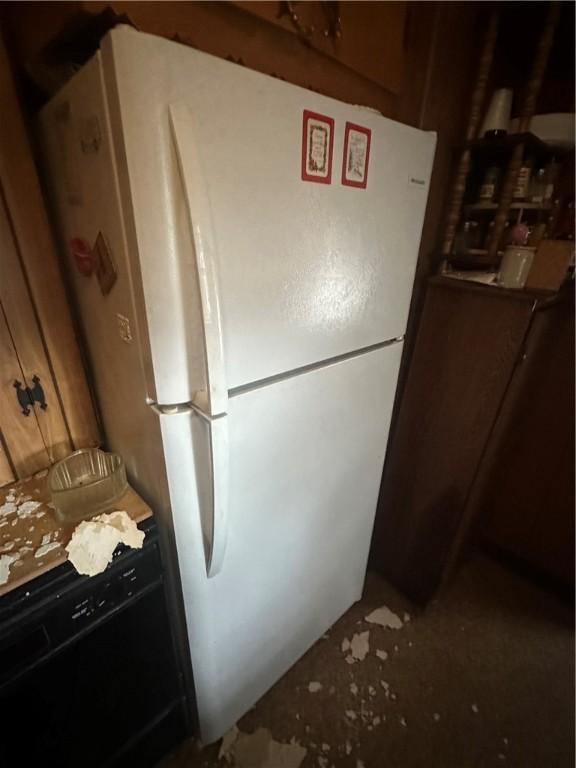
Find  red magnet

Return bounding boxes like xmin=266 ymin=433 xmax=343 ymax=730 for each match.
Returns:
xmin=70 ymin=237 xmax=94 ymax=276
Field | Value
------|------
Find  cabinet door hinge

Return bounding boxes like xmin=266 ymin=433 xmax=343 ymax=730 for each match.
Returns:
xmin=13 ymin=376 xmax=47 ymax=416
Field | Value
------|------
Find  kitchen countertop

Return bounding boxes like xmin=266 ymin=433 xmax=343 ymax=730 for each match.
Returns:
xmin=0 ymin=470 xmax=152 ymax=597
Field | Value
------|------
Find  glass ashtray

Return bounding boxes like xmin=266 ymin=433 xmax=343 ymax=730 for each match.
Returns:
xmin=48 ymin=448 xmax=128 ymax=523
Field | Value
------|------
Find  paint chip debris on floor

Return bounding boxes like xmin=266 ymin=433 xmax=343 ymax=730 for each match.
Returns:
xmin=218 ymin=726 xmax=306 ymax=768
xmin=162 ymin=555 xmax=574 ymax=768
xmin=342 ymin=630 xmax=370 ymax=664
xmin=364 ymin=605 xmax=404 ymax=630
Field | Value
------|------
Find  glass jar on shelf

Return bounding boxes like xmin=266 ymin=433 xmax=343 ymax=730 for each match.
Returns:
xmin=454 ymin=220 xmax=481 ymax=256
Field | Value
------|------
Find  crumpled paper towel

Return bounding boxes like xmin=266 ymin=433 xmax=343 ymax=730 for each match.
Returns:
xmin=65 ymin=510 xmax=144 ymax=576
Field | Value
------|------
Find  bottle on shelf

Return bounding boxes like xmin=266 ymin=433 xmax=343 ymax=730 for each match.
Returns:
xmin=513 ymin=154 xmax=533 ymax=201
xmin=556 ymin=201 xmax=575 ymax=241
xmin=543 ymin=158 xmax=559 ymax=203
xmin=529 ymin=168 xmax=547 ymax=204
xmin=528 ymin=222 xmax=548 ymax=247
xmin=482 ymin=218 xmax=511 ymax=253
xmin=546 ymin=197 xmax=563 ymax=238
xmin=478 ymin=165 xmax=501 ymax=202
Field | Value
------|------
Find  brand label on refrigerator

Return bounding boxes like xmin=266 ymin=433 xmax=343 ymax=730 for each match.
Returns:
xmin=341 ymin=122 xmax=371 ymax=189
xmin=301 ymin=110 xmax=334 ymax=184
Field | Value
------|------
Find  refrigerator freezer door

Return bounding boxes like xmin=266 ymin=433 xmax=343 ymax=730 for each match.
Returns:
xmin=159 ymin=341 xmax=403 ymax=743
xmin=103 ymin=27 xmax=436 ymax=405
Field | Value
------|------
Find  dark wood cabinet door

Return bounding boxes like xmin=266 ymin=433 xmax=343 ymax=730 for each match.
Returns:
xmin=371 ymin=278 xmax=535 ymax=602
xmin=479 ymin=291 xmax=575 ymax=587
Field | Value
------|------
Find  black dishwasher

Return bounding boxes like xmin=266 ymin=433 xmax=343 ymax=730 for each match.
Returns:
xmin=0 ymin=517 xmax=188 ymax=768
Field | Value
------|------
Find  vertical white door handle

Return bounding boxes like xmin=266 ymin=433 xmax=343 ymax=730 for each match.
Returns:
xmin=157 ymin=407 xmax=229 ymax=579
xmin=170 ymin=103 xmax=227 ymax=417
xmin=170 ymin=104 xmax=229 ymax=575
xmin=206 ymin=415 xmax=229 ymax=577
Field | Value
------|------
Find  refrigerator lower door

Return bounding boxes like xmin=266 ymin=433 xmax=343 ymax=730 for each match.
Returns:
xmin=159 ymin=342 xmax=403 ymax=743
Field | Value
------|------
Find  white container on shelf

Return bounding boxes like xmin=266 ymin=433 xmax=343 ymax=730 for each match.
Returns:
xmin=481 ymin=88 xmax=513 ymax=136
xmin=499 ymin=246 xmax=536 ymax=289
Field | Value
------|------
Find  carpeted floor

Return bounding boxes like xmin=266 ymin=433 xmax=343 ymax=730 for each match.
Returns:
xmin=162 ymin=553 xmax=574 ymax=768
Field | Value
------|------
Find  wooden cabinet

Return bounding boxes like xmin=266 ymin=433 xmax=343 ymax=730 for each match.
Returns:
xmin=0 ymin=38 xmax=99 ymax=483
xmin=478 ymin=289 xmax=574 ymax=587
xmin=232 ymin=1 xmax=407 ymax=95
xmin=371 ymin=276 xmax=574 ymax=601
xmin=0 ymin=191 xmax=69 ymax=479
xmin=2 ymin=1 xmax=403 ymax=117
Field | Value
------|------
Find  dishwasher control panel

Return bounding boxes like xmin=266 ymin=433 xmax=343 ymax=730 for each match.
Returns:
xmin=56 ymin=545 xmax=161 ymax=639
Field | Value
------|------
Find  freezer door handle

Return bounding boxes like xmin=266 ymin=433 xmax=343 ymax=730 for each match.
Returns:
xmin=170 ymin=103 xmax=227 ymax=417
xmin=206 ymin=415 xmax=229 ymax=577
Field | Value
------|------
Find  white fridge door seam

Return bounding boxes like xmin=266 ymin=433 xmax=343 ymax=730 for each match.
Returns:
xmin=228 ymin=336 xmax=404 ymax=397
xmin=170 ymin=102 xmax=228 ymax=417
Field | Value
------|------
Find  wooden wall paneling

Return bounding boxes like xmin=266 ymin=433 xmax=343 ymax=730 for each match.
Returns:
xmin=232 ymin=1 xmax=407 ymax=95
xmin=371 ymin=278 xmax=535 ymax=603
xmin=1 ymin=1 xmax=405 ymax=115
xmin=396 ymin=1 xmax=438 ymax=129
xmin=61 ymin=1 xmax=398 ymax=116
xmin=0 ymin=36 xmax=100 ymax=450
xmin=0 ymin=2 xmax=85 ymax=69
xmin=0 ymin=303 xmax=51 ymax=477
xmin=0 ymin=188 xmax=71 ymax=463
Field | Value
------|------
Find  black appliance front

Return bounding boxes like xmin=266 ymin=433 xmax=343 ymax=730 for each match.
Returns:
xmin=0 ymin=519 xmax=188 ymax=768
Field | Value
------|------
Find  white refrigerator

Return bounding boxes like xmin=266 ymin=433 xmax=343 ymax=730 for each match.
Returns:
xmin=39 ymin=26 xmax=436 ymax=744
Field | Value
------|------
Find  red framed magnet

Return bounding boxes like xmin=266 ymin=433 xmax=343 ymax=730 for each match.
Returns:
xmin=69 ymin=237 xmax=94 ymax=276
xmin=301 ymin=110 xmax=334 ymax=184
xmin=341 ymin=122 xmax=371 ymax=189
